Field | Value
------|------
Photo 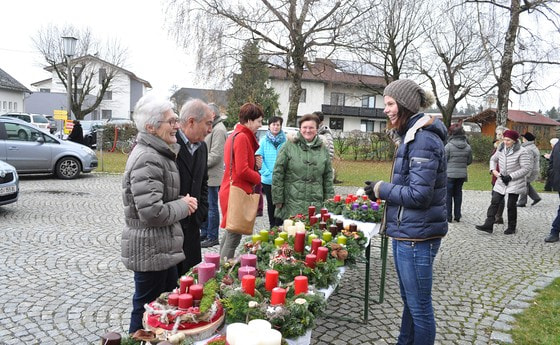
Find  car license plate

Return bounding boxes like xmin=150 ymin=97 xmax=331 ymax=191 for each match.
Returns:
xmin=0 ymin=186 xmax=16 ymax=196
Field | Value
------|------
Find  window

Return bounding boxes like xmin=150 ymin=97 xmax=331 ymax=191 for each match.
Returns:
xmin=2 ymin=101 xmax=6 ymax=110
xmin=102 ymin=91 xmax=112 ymax=100
xmin=329 ymin=117 xmax=344 ymax=131
xmin=361 ymin=120 xmax=375 ymax=132
xmin=330 ymin=93 xmax=345 ymax=106
xmin=40 ymin=88 xmax=51 ymax=93
xmin=8 ymin=102 xmax=12 ymax=110
xmin=4 ymin=123 xmax=43 ymax=142
xmin=289 ymin=88 xmax=307 ymax=103
xmin=74 ymin=66 xmax=83 ymax=84
xmin=362 ymin=95 xmax=375 ymax=108
xmin=13 ymin=102 xmax=17 ymax=111
xmin=102 ymin=109 xmax=112 ymax=119
xmin=99 ymin=68 xmax=107 ymax=84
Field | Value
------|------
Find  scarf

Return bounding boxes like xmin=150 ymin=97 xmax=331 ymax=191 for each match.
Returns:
xmin=266 ymin=130 xmax=286 ymax=148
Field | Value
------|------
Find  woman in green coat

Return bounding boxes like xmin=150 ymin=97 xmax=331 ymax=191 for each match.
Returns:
xmin=272 ymin=113 xmax=334 ymax=220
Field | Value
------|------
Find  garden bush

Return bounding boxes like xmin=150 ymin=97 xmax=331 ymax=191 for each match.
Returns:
xmin=468 ymin=134 xmax=494 ymax=162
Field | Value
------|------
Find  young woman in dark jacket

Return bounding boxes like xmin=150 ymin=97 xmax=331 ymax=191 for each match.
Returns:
xmin=364 ymin=79 xmax=447 ymax=345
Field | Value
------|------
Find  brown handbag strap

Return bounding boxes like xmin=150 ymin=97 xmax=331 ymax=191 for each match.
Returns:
xmin=229 ymin=132 xmax=240 ymax=183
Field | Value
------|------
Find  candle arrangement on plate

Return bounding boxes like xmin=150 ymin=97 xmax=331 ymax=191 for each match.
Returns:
xmin=324 ymin=193 xmax=385 ymax=223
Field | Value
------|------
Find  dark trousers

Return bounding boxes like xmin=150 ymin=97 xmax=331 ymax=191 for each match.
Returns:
xmin=262 ymin=183 xmax=282 ymax=228
xmin=484 ymin=191 xmax=519 ymax=231
xmin=446 ymin=178 xmax=465 ymax=221
xmin=551 ymin=192 xmax=560 ymax=236
xmin=129 ymin=266 xmax=178 ymax=333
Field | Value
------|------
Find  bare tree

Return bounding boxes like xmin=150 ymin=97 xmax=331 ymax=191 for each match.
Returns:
xmin=33 ymin=24 xmax=128 ymax=120
xmin=165 ymin=0 xmax=372 ymax=126
xmin=417 ymin=1 xmax=492 ymax=127
xmin=471 ymin=0 xmax=560 ymax=126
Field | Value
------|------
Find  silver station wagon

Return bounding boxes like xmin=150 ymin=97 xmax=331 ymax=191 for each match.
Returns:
xmin=0 ymin=116 xmax=98 ymax=179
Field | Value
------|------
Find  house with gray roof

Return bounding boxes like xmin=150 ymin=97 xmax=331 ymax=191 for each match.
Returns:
xmin=0 ymin=68 xmax=31 ymax=114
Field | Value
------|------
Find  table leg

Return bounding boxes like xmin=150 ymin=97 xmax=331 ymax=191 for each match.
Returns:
xmin=364 ymin=240 xmax=371 ymax=322
xmin=378 ymin=234 xmax=389 ymax=303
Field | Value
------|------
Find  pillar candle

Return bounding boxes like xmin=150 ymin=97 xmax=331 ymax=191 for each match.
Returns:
xmin=168 ymin=293 xmax=179 ymax=307
xmin=319 ymin=221 xmax=327 ymax=230
xmin=333 ymin=194 xmax=341 ymax=202
xmin=247 ymin=319 xmax=271 ymax=331
xmin=308 ymin=205 xmax=316 ymax=218
xmin=259 ymin=229 xmax=270 ymax=242
xmin=259 ymin=329 xmax=282 ymax=345
xmin=336 ymin=220 xmax=344 ymax=231
xmin=274 ymin=237 xmax=285 ymax=247
xmin=309 ymin=215 xmax=318 ymax=226
xmin=349 ymin=223 xmax=358 ymax=232
xmin=316 ymin=246 xmax=329 ymax=262
xmin=283 ymin=219 xmax=294 ymax=230
xmin=238 ymin=266 xmax=257 ymax=280
xmin=294 ymin=221 xmax=306 ymax=232
xmin=241 ymin=274 xmax=256 ymax=296
xmin=279 ymin=231 xmax=289 ymax=240
xmin=270 ymin=287 xmax=287 ymax=305
xmin=204 ymin=253 xmax=220 ymax=270
xmin=337 ymin=235 xmax=347 ymax=245
xmin=178 ymin=293 xmax=193 ymax=309
xmin=252 ymin=234 xmax=261 ymax=243
xmin=308 ymin=233 xmax=318 ymax=245
xmin=294 ymin=231 xmax=305 ymax=253
xmin=197 ymin=262 xmax=216 ymax=284
xmin=329 ymin=224 xmax=338 ymax=237
xmin=240 ymin=253 xmax=257 ymax=268
xmin=322 ymin=231 xmax=332 ymax=242
xmin=320 ymin=207 xmax=328 ymax=215
xmin=265 ymin=269 xmax=279 ymax=291
xmin=227 ymin=323 xmax=249 ymax=345
xmin=294 ymin=276 xmax=309 ymax=295
xmin=321 ymin=213 xmax=330 ymax=223
xmin=286 ymin=225 xmax=296 ymax=236
xmin=305 ymin=254 xmax=317 ymax=269
xmin=179 ymin=276 xmax=194 ymax=294
xmin=311 ymin=238 xmax=322 ymax=254
xmin=189 ymin=284 xmax=203 ymax=301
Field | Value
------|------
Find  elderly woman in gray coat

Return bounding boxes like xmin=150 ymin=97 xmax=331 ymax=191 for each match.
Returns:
xmin=445 ymin=123 xmax=472 ymax=222
xmin=121 ymin=94 xmax=198 ymax=334
xmin=476 ymin=130 xmax=531 ymax=235
xmin=517 ymin=132 xmax=542 ymax=207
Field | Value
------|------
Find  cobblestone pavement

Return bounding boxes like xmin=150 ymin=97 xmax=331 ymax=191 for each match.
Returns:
xmin=0 ymin=174 xmax=559 ymax=344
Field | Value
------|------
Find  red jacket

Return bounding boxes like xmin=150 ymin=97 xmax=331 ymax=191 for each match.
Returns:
xmin=219 ymin=124 xmax=261 ymax=228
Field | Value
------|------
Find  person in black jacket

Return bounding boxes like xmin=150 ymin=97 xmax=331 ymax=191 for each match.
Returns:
xmin=67 ymin=120 xmax=84 ymax=145
xmin=545 ymin=139 xmax=560 ymax=243
xmin=175 ymin=99 xmax=214 ymax=275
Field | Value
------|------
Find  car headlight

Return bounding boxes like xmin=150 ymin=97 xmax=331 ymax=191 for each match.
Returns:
xmin=80 ymin=146 xmax=96 ymax=156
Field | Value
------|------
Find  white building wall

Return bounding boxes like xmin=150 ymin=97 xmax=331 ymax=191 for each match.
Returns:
xmin=0 ymin=89 xmax=26 ymax=114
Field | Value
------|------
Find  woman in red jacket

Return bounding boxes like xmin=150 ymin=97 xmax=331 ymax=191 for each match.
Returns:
xmin=219 ymin=103 xmax=263 ymax=259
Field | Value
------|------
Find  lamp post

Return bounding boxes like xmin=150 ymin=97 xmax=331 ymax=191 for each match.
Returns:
xmin=62 ymin=36 xmax=78 ymax=123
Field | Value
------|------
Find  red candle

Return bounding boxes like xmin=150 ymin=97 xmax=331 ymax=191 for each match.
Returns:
xmin=321 ymin=213 xmax=330 ymax=223
xmin=316 ymin=246 xmax=329 ymax=262
xmin=168 ymin=293 xmax=179 ymax=307
xmin=238 ymin=266 xmax=256 ymax=280
xmin=305 ymin=254 xmax=317 ymax=269
xmin=265 ymin=269 xmax=279 ymax=291
xmin=319 ymin=221 xmax=327 ymax=230
xmin=309 ymin=215 xmax=318 ymax=226
xmin=294 ymin=231 xmax=305 ymax=253
xmin=270 ymin=287 xmax=287 ymax=305
xmin=178 ymin=293 xmax=193 ymax=309
xmin=197 ymin=262 xmax=216 ymax=284
xmin=189 ymin=284 xmax=203 ymax=300
xmin=241 ymin=275 xmax=256 ymax=296
xmin=204 ymin=252 xmax=220 ymax=269
xmin=333 ymin=194 xmax=341 ymax=202
xmin=294 ymin=276 xmax=308 ymax=295
xmin=179 ymin=276 xmax=194 ymax=294
xmin=240 ymin=254 xmax=257 ymax=268
xmin=320 ymin=207 xmax=328 ymax=215
xmin=311 ymin=238 xmax=322 ymax=254
xmin=308 ymin=205 xmax=316 ymax=218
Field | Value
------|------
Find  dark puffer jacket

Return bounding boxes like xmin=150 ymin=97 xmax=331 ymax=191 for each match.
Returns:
xmin=378 ymin=114 xmax=448 ymax=240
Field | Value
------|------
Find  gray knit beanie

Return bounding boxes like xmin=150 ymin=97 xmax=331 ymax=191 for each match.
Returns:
xmin=383 ymin=79 xmax=433 ymax=114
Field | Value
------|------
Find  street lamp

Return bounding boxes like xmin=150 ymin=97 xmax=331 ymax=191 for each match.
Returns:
xmin=62 ymin=36 xmax=78 ymax=121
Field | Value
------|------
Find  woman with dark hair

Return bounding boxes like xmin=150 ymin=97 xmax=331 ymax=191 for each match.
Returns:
xmin=219 ymin=103 xmax=263 ymax=259
xmin=363 ymin=79 xmax=447 ymax=345
xmin=445 ymin=122 xmax=472 ymax=222
xmin=272 ymin=113 xmax=334 ymax=221
xmin=256 ymin=116 xmax=286 ymax=228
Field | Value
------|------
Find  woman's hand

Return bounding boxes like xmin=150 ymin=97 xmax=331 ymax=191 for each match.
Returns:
xmin=181 ymin=194 xmax=198 ymax=214
xmin=275 ymin=203 xmax=283 ymax=209
xmin=255 ymin=155 xmax=263 ymax=170
xmin=492 ymin=170 xmax=500 ymax=178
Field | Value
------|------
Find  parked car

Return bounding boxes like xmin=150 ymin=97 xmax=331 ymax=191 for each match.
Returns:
xmin=1 ymin=112 xmax=51 ymax=133
xmin=0 ymin=159 xmax=19 ymax=206
xmin=0 ymin=117 xmax=98 ymax=179
xmin=107 ymin=118 xmax=134 ymax=127
xmin=81 ymin=120 xmax=107 ymax=148
xmin=43 ymin=115 xmax=58 ymax=134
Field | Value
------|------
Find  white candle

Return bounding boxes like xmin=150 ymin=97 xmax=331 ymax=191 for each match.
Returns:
xmin=248 ymin=318 xmax=271 ymax=331
xmin=286 ymin=225 xmax=296 ymax=237
xmin=226 ymin=323 xmax=249 ymax=345
xmin=283 ymin=219 xmax=294 ymax=230
xmin=294 ymin=221 xmax=306 ymax=232
xmin=243 ymin=329 xmax=261 ymax=345
xmin=258 ymin=329 xmax=282 ymax=345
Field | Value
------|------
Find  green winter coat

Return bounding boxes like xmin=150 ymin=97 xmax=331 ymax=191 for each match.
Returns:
xmin=272 ymin=132 xmax=334 ymax=220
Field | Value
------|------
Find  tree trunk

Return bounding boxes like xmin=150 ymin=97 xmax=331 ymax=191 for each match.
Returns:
xmin=496 ymin=0 xmax=520 ymax=127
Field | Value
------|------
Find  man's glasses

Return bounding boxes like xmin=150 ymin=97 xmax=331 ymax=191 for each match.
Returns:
xmin=159 ymin=118 xmax=179 ymax=126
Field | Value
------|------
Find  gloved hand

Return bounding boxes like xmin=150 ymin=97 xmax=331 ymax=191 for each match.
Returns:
xmin=500 ymin=174 xmax=512 ymax=185
xmin=364 ymin=180 xmax=379 ymax=200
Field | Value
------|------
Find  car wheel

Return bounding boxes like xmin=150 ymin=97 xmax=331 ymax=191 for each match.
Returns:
xmin=55 ymin=157 xmax=81 ymax=179
xmin=18 ymin=130 xmax=28 ymax=140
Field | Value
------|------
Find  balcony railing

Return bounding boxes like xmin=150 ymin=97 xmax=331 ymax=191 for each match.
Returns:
xmin=322 ymin=105 xmax=385 ymax=118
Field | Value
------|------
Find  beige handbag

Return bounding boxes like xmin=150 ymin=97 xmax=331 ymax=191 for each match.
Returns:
xmin=225 ymin=133 xmax=259 ymax=235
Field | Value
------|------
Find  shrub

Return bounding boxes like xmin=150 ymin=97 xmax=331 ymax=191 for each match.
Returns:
xmin=468 ymin=134 xmax=494 ymax=162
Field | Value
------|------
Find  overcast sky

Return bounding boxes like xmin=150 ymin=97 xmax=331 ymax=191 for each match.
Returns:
xmin=1 ymin=0 xmax=558 ymax=111
xmin=0 ymin=0 xmax=198 ymax=99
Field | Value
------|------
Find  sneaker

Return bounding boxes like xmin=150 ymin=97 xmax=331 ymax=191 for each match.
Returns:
xmin=531 ymin=199 xmax=541 ymax=206
xmin=475 ymin=225 xmax=493 ymax=234
xmin=200 ymin=235 xmax=207 ymax=242
xmin=201 ymin=238 xmax=219 ymax=248
xmin=504 ymin=229 xmax=516 ymax=235
xmin=544 ymin=234 xmax=559 ymax=243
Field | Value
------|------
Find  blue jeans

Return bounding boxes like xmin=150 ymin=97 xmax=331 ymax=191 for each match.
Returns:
xmin=200 ymin=186 xmax=219 ymax=240
xmin=129 ymin=266 xmax=178 ymax=333
xmin=551 ymin=192 xmax=560 ymax=236
xmin=393 ymin=238 xmax=441 ymax=345
xmin=446 ymin=178 xmax=465 ymax=221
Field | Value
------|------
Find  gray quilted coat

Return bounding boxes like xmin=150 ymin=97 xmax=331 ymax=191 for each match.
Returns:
xmin=121 ymin=132 xmax=190 ymax=272
xmin=521 ymin=141 xmax=540 ymax=183
xmin=445 ymin=135 xmax=472 ymax=179
xmin=490 ymin=141 xmax=531 ymax=195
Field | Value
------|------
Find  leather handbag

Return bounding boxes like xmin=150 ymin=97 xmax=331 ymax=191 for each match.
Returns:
xmin=225 ymin=133 xmax=259 ymax=235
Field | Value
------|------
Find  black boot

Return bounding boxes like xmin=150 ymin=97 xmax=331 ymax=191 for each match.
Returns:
xmin=476 ymin=218 xmax=494 ymax=234
xmin=504 ymin=228 xmax=516 ymax=235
